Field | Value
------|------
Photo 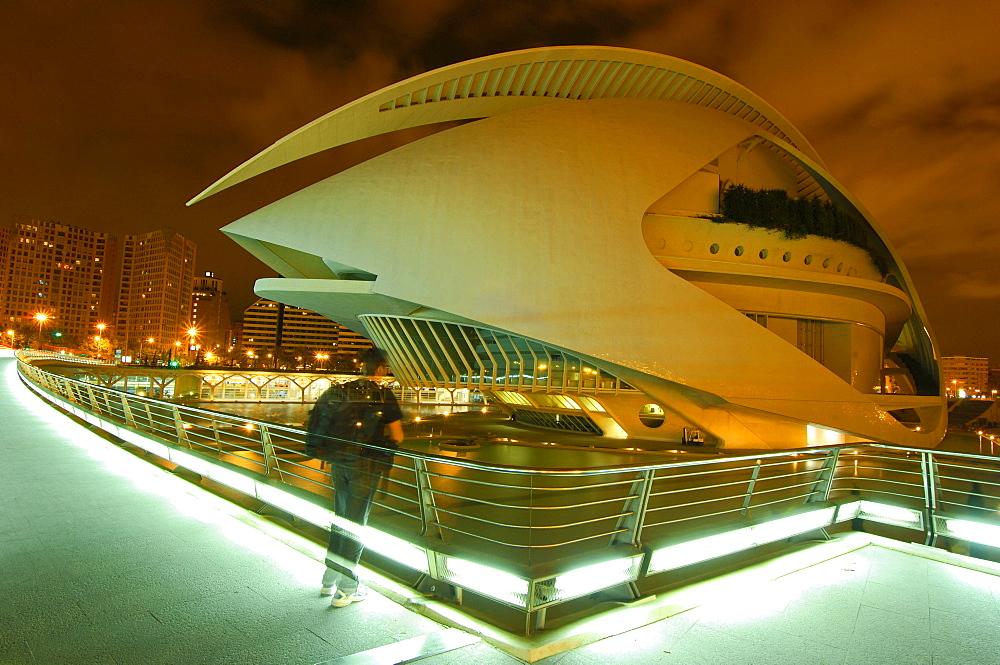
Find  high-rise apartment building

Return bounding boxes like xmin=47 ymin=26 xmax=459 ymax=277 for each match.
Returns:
xmin=191 ymin=271 xmax=232 ymax=352
xmin=241 ymin=297 xmax=371 ymax=367
xmin=0 ymin=215 xmax=119 ymax=340
xmin=116 ymin=229 xmax=197 ymax=350
xmin=941 ymin=356 xmax=991 ymax=397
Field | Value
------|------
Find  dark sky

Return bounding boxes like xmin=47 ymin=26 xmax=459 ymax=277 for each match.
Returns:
xmin=3 ymin=0 xmax=999 ymax=361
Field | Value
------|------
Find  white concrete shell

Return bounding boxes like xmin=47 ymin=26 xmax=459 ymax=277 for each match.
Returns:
xmin=195 ymin=47 xmax=946 ymax=450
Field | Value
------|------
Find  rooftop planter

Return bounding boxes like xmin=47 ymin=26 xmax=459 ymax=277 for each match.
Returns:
xmin=704 ymin=185 xmax=890 ymax=276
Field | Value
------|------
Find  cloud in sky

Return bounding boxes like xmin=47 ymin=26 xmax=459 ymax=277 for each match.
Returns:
xmin=2 ymin=0 xmax=998 ymax=357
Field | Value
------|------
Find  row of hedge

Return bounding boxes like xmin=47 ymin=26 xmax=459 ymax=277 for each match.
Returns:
xmin=705 ymin=185 xmax=889 ymax=276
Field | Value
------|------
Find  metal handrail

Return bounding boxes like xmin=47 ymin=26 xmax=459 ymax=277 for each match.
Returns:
xmin=15 ymin=355 xmax=1000 ymax=628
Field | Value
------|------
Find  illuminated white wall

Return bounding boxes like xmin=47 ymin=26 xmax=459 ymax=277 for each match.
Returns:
xmin=193 ymin=47 xmax=946 ymax=450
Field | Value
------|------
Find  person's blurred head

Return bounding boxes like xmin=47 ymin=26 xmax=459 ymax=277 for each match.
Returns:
xmin=359 ymin=347 xmax=390 ymax=376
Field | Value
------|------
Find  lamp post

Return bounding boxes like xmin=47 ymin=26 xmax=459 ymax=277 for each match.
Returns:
xmin=139 ymin=337 xmax=155 ymax=365
xmin=33 ymin=313 xmax=49 ymax=349
xmin=315 ymin=352 xmax=329 ymax=371
xmin=5 ymin=329 xmax=14 ymax=349
xmin=186 ymin=327 xmax=199 ymax=361
xmin=95 ymin=323 xmax=106 ymax=358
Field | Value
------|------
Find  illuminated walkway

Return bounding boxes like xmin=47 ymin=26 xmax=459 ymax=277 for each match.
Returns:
xmin=3 ymin=353 xmax=1000 ymax=664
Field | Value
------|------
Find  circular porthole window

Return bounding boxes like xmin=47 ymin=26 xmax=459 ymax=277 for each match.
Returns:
xmin=758 ymin=249 xmax=769 ymax=259
xmin=734 ymin=246 xmax=745 ymax=257
xmin=710 ymin=243 xmax=720 ymax=254
xmin=823 ymin=258 xmax=831 ymax=268
xmin=782 ymin=252 xmax=792 ymax=262
xmin=639 ymin=404 xmax=666 ymax=428
xmin=804 ymin=255 xmax=813 ymax=265
xmin=682 ymin=240 xmax=693 ymax=252
xmin=837 ymin=262 xmax=844 ymax=272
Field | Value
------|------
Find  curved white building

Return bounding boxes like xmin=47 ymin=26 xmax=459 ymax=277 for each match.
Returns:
xmin=192 ymin=46 xmax=946 ymax=449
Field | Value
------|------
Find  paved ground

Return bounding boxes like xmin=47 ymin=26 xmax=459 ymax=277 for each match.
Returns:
xmin=4 ymin=352 xmax=1000 ymax=664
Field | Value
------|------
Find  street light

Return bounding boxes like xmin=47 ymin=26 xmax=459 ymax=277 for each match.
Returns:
xmin=185 ymin=326 xmax=198 ymax=357
xmin=33 ymin=313 xmax=49 ymax=349
xmin=5 ymin=329 xmax=14 ymax=348
xmin=138 ymin=337 xmax=155 ymax=364
xmin=95 ymin=323 xmax=106 ymax=358
xmin=315 ymin=352 xmax=329 ymax=370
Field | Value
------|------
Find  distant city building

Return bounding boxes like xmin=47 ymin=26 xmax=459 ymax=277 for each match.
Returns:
xmin=191 ymin=271 xmax=232 ymax=353
xmin=115 ymin=229 xmax=197 ymax=354
xmin=240 ymin=297 xmax=371 ymax=367
xmin=0 ymin=215 xmax=118 ymax=340
xmin=942 ymin=356 xmax=991 ymax=397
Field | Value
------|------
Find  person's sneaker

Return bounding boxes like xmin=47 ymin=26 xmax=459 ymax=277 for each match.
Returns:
xmin=330 ymin=585 xmax=368 ymax=607
xmin=320 ymin=586 xmax=335 ymax=596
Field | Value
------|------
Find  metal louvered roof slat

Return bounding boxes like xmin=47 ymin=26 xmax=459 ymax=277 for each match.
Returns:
xmin=635 ymin=67 xmax=669 ymax=98
xmin=669 ymin=76 xmax=696 ymax=101
xmin=522 ymin=61 xmax=548 ymax=96
xmin=470 ymin=70 xmax=488 ymax=98
xmin=697 ymin=86 xmax=722 ymax=107
xmin=481 ymin=68 xmax=502 ymax=97
xmin=555 ymin=60 xmax=587 ymax=98
xmin=457 ymin=74 xmax=474 ymax=99
xmin=535 ymin=61 xmax=561 ymax=97
xmin=608 ymin=62 xmax=643 ymax=98
xmin=649 ymin=70 xmax=680 ymax=99
xmin=509 ymin=63 xmax=534 ymax=96
xmin=496 ymin=65 xmax=518 ymax=96
xmin=578 ymin=60 xmax=612 ymax=99
xmin=689 ymin=83 xmax=715 ymax=105
xmin=569 ymin=60 xmax=601 ymax=98
xmin=679 ymin=80 xmax=706 ymax=103
xmin=546 ymin=60 xmax=574 ymax=97
xmin=590 ymin=61 xmax=626 ymax=98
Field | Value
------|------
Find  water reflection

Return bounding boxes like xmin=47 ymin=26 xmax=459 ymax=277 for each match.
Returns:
xmin=204 ymin=402 xmax=480 ymax=428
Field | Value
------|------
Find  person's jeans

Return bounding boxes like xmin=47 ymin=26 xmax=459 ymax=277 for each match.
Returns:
xmin=322 ymin=456 xmax=386 ymax=593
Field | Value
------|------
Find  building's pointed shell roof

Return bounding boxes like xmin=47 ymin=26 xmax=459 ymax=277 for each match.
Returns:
xmin=189 ymin=46 xmax=823 ymax=204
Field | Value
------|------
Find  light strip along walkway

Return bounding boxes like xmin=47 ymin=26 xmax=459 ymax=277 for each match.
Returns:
xmin=5 ymin=350 xmax=1000 ymax=665
xmin=0 ymin=354 xmax=488 ymax=665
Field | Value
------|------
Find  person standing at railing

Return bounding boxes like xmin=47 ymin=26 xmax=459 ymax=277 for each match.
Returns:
xmin=305 ymin=348 xmax=403 ymax=607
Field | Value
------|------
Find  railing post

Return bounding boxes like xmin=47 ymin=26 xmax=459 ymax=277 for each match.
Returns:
xmin=612 ymin=469 xmax=655 ymax=547
xmin=120 ymin=394 xmax=137 ymax=429
xmin=806 ymin=449 xmax=841 ymax=504
xmin=260 ymin=424 xmax=283 ymax=480
xmin=210 ymin=418 xmax=223 ymax=452
xmin=84 ymin=385 xmax=102 ymax=416
xmin=171 ymin=405 xmax=191 ymax=448
xmin=920 ymin=452 xmax=939 ymax=547
xmin=142 ymin=403 xmax=154 ymax=432
xmin=414 ymin=459 xmax=443 ymax=538
xmin=741 ymin=460 xmax=762 ymax=516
